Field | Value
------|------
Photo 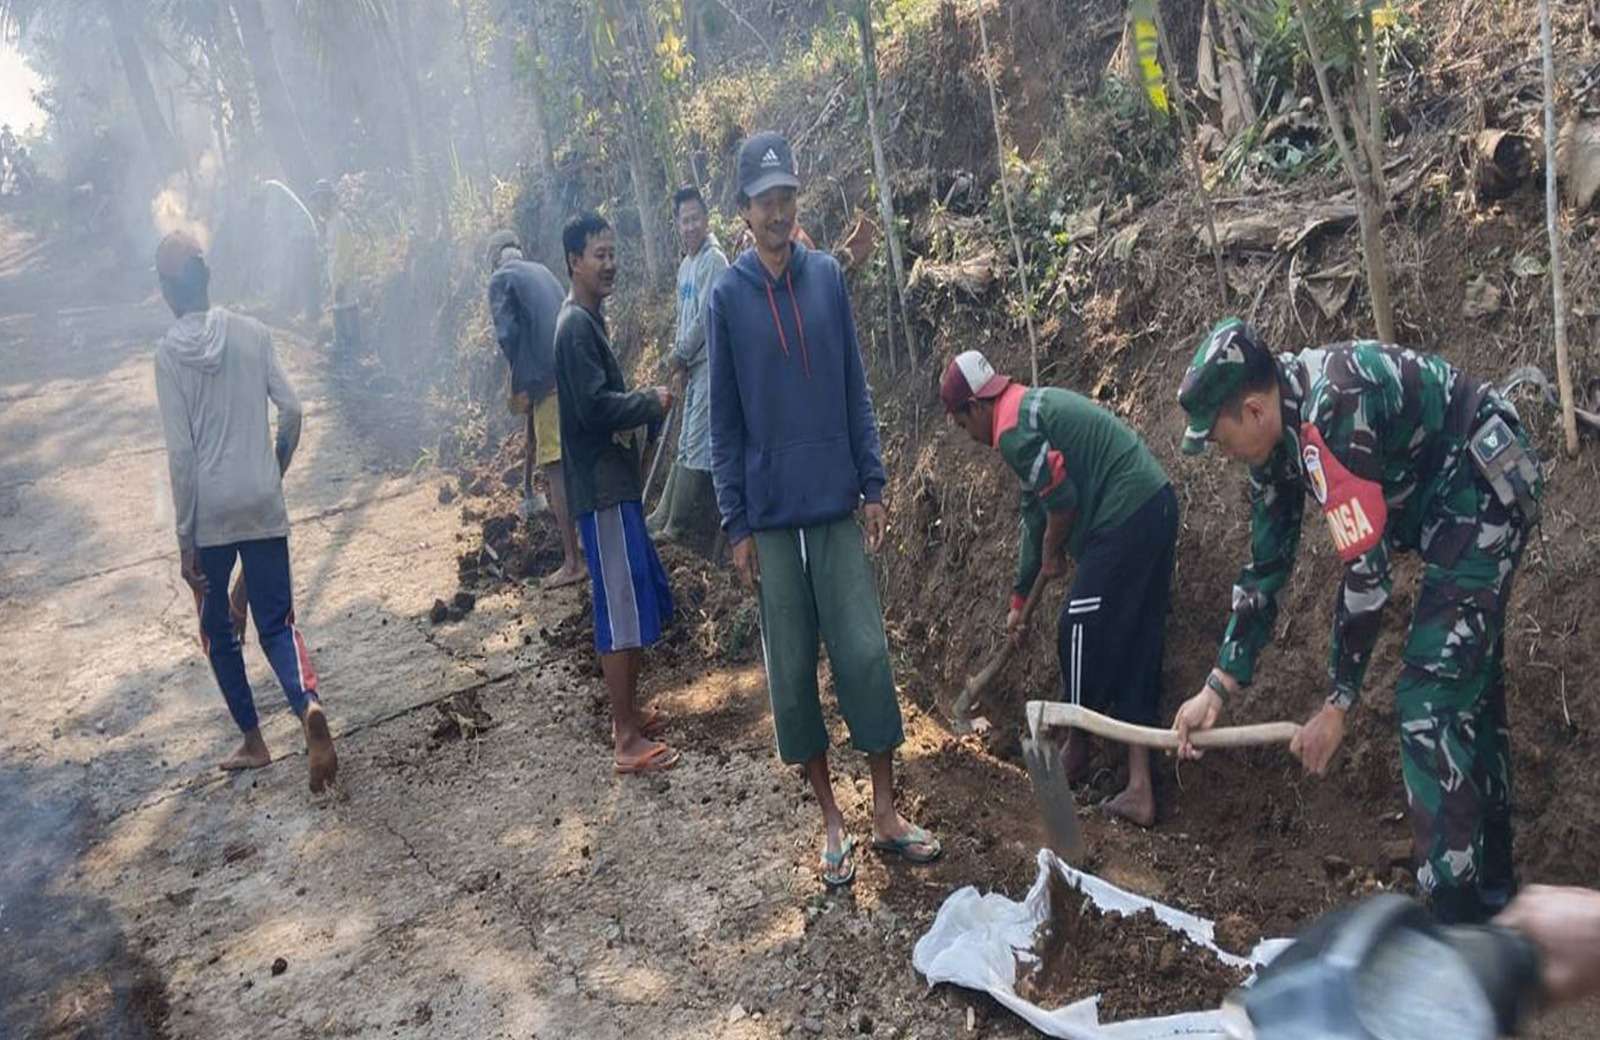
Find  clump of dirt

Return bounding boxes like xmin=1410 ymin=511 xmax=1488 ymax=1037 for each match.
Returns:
xmin=1015 ymin=866 xmax=1249 ymax=1021
xmin=430 ymin=689 xmax=495 ymax=745
xmin=462 ymin=511 xmax=563 ymax=584
xmin=1213 ymin=914 xmax=1264 ymax=958
xmin=541 ymin=609 xmax=594 ymax=655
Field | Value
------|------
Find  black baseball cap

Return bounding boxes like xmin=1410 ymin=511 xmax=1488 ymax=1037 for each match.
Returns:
xmin=736 ymin=131 xmax=800 ymax=199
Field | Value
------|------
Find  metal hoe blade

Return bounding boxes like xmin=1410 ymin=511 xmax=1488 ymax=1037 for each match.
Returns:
xmin=1022 ymin=732 xmax=1084 ymax=861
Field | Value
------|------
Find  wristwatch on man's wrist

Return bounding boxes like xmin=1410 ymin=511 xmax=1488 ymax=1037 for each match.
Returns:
xmin=1205 ymin=671 xmax=1230 ymax=699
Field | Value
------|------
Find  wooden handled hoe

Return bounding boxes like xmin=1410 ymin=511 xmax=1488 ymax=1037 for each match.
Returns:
xmin=946 ymin=573 xmax=1049 ymax=734
xmin=1022 ymin=701 xmax=1302 ymax=861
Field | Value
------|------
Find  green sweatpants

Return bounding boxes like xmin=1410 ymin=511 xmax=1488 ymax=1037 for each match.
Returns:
xmin=753 ymin=516 xmax=904 ymax=764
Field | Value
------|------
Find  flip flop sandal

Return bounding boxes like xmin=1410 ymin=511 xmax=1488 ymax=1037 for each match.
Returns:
xmin=871 ymin=825 xmax=943 ymax=864
xmin=820 ymin=836 xmax=857 ymax=888
xmin=614 ymin=743 xmax=681 ymax=775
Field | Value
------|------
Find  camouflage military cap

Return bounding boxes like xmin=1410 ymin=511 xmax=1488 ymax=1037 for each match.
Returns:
xmin=1177 ymin=318 xmax=1268 ymax=455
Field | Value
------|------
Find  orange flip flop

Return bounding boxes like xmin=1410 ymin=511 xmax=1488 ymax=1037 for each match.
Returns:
xmin=614 ymin=743 xmax=680 ymax=775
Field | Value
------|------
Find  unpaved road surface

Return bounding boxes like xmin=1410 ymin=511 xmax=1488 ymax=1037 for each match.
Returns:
xmin=0 ymin=223 xmax=974 ymax=1040
xmin=2 ymin=220 xmax=1593 ymax=1039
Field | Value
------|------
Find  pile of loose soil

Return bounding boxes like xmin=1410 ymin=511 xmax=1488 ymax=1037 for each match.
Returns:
xmin=1015 ymin=867 xmax=1249 ymax=1021
xmin=429 ymin=689 xmax=495 ymax=745
xmin=458 ymin=509 xmax=563 ymax=585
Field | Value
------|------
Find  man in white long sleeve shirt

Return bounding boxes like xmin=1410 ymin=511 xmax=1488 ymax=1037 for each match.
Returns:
xmin=153 ymin=231 xmax=337 ymax=792
xmin=646 ymin=186 xmax=727 ymax=550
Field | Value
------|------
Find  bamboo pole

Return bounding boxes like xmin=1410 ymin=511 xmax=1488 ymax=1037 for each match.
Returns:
xmin=974 ymin=0 xmax=1039 ymax=384
xmin=855 ymin=4 xmax=918 ymax=371
xmin=1153 ymin=8 xmax=1228 ymax=308
xmin=1293 ymin=0 xmax=1395 ymax=342
xmin=1539 ymin=0 xmax=1581 ymax=457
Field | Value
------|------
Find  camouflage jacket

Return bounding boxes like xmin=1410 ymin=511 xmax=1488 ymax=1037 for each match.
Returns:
xmin=1217 ymin=342 xmax=1490 ymax=709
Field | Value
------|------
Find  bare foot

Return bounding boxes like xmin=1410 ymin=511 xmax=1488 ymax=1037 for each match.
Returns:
xmin=219 ymin=734 xmax=271 ymax=772
xmin=303 ymin=702 xmax=338 ymax=793
xmin=541 ymin=562 xmax=586 ymax=590
xmin=1100 ymin=786 xmax=1156 ymax=828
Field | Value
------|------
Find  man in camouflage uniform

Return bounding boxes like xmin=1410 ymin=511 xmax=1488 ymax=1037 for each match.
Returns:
xmin=1171 ymin=319 xmax=1542 ymax=924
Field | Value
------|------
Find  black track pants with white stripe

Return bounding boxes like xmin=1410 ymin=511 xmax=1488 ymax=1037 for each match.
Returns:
xmin=1055 ymin=484 xmax=1178 ymax=727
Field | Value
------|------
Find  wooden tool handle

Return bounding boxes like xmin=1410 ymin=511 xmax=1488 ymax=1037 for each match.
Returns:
xmin=642 ymin=399 xmax=679 ymax=500
xmin=1026 ymin=701 xmax=1300 ymax=749
xmin=948 ymin=574 xmax=1052 ymax=729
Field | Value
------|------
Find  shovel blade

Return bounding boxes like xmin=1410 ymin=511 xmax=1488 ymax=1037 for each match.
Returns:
xmin=1022 ymin=733 xmax=1085 ymax=861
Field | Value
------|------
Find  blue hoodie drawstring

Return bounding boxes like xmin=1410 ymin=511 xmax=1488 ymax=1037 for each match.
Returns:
xmin=763 ymin=272 xmax=813 ymax=380
xmin=786 ymin=269 xmax=812 ymax=379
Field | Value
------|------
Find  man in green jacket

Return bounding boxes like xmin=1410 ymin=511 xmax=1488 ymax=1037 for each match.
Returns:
xmin=943 ymin=350 xmax=1176 ymax=826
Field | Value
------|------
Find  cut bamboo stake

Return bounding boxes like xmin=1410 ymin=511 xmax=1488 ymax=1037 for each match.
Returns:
xmin=1294 ymin=0 xmax=1395 ymax=342
xmin=1153 ymin=7 xmax=1228 ymax=308
xmin=1540 ymin=0 xmax=1581 ymax=458
xmin=854 ymin=4 xmax=918 ymax=371
xmin=975 ymin=0 xmax=1040 ymax=384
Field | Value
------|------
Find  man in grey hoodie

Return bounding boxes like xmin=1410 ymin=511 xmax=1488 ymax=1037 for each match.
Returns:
xmin=153 ymin=231 xmax=338 ymax=793
xmin=647 ymin=186 xmax=728 ymax=551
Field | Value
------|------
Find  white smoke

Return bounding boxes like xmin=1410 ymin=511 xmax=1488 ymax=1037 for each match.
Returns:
xmin=148 ymin=149 xmax=223 ymax=247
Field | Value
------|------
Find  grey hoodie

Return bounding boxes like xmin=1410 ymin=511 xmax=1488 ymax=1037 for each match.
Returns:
xmin=154 ymin=308 xmax=302 ymax=550
xmin=671 ymin=232 xmax=728 ymax=369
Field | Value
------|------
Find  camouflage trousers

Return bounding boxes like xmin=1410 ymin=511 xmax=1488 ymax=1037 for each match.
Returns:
xmin=1397 ymin=417 xmax=1537 ymax=925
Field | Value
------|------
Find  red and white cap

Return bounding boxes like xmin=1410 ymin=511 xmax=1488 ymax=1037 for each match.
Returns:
xmin=940 ymin=350 xmax=1012 ymax=413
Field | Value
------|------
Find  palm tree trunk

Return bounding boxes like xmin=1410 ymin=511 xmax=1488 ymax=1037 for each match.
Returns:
xmin=228 ymin=0 xmax=315 ymax=191
xmin=104 ymin=0 xmax=184 ymax=175
xmin=229 ymin=0 xmax=318 ymax=192
xmin=387 ymin=0 xmax=448 ymax=238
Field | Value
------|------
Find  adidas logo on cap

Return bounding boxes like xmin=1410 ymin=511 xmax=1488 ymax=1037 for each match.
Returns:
xmin=761 ymin=148 xmax=781 ymax=167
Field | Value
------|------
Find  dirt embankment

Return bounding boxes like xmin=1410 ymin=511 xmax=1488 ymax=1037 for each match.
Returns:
xmin=867 ymin=0 xmax=1600 ymax=932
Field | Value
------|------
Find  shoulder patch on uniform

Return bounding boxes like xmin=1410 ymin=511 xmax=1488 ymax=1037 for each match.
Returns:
xmin=1300 ymin=422 xmax=1386 ymax=562
xmin=1303 ymin=444 xmax=1329 ymax=504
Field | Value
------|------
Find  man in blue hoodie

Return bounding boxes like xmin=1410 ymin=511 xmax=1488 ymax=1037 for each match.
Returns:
xmin=708 ymin=131 xmax=939 ymax=887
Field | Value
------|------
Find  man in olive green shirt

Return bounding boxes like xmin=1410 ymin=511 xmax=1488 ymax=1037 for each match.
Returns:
xmin=942 ymin=350 xmax=1176 ymax=825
